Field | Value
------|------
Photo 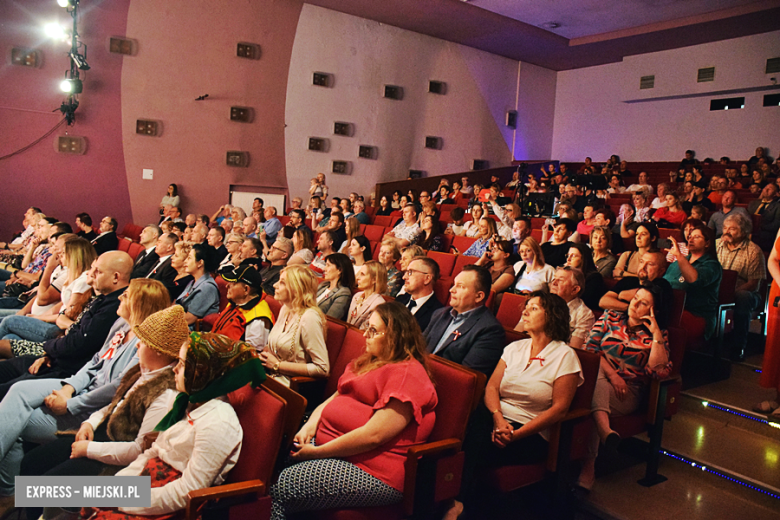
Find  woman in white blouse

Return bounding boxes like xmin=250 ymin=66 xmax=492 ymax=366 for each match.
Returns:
xmin=287 ymin=228 xmax=315 ymax=266
xmin=445 ymin=291 xmax=582 ymax=518
xmin=511 ymin=237 xmax=555 ymax=295
xmin=347 ymin=261 xmax=388 ymax=330
xmin=261 ymin=265 xmax=329 ymax=387
xmin=460 ymin=204 xmax=484 ymax=238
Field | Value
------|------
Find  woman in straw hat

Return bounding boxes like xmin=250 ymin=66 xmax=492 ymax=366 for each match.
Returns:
xmin=261 ymin=265 xmax=328 ymax=387
xmin=19 ymin=302 xmax=189 ymax=520
xmin=78 ymin=331 xmax=266 ymax=519
xmin=0 ymin=279 xmax=171 ymax=501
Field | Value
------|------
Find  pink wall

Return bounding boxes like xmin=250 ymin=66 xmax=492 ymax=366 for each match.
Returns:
xmin=0 ymin=0 xmax=133 ymax=238
xmin=551 ymin=31 xmax=780 ymax=163
xmin=121 ymin=0 xmax=303 ymax=224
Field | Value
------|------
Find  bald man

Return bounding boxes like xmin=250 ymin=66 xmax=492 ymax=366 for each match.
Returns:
xmin=0 ymin=251 xmax=132 ymax=398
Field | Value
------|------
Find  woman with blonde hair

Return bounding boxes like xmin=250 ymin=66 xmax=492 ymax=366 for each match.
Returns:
xmin=0 ymin=238 xmax=96 ymax=355
xmin=218 ymin=233 xmax=244 ymax=273
xmin=288 ymin=228 xmax=315 ymax=266
xmin=511 ymin=237 xmax=555 ymax=294
xmin=339 ymin=216 xmax=362 ymax=256
xmin=262 ymin=265 xmax=329 ymax=387
xmin=463 ymin=218 xmax=498 ymax=257
xmin=378 ymin=240 xmax=404 ymax=297
xmin=348 ymin=261 xmax=388 ymax=330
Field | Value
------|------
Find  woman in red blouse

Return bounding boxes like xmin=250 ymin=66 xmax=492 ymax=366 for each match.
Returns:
xmin=270 ymin=302 xmax=437 ymax=519
xmin=653 ymin=192 xmax=687 ymax=228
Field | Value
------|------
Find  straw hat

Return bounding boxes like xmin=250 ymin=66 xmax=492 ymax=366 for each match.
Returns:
xmin=133 ymin=305 xmax=190 ymax=358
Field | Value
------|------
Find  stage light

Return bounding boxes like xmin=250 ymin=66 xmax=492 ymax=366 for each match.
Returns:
xmin=44 ymin=22 xmax=68 ymax=41
xmin=57 ymin=0 xmax=78 ymax=7
xmin=69 ymin=51 xmax=90 ymax=70
xmin=60 ymin=78 xmax=83 ymax=94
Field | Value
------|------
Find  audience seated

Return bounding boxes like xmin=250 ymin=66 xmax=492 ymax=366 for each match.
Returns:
xmin=653 ymin=191 xmax=687 ymax=228
xmin=174 ymin=243 xmax=219 ymax=328
xmin=716 ymin=213 xmax=766 ymax=359
xmin=262 ymin=265 xmax=329 ymax=387
xmin=590 ymin=226 xmax=617 ymax=278
xmin=626 ymin=171 xmax=654 ymax=197
xmin=91 ymin=216 xmax=119 ymax=255
xmin=600 ymin=251 xmax=671 ymax=312
xmin=578 ymin=280 xmax=672 ymax=490
xmin=565 ymin=243 xmax=606 ymax=311
xmin=541 ymin=218 xmax=576 ymax=268
xmin=663 ymin=224 xmax=722 ymax=341
xmin=395 ymin=256 xmax=444 ymax=331
xmin=419 ymin=215 xmax=446 ymax=252
xmin=130 ymin=225 xmax=161 ymax=279
xmin=259 ymin=237 xmax=292 ymax=297
xmin=475 ymin=239 xmax=516 ymax=295
xmin=512 ymin=237 xmax=555 ymax=294
xmin=449 ymin=291 xmax=582 ymax=518
xmin=316 ymin=253 xmax=354 ymax=321
xmin=271 ymin=302 xmax=436 ymax=518
xmin=424 ymin=265 xmax=505 ymax=376
xmin=708 ymin=189 xmax=749 ymax=238
xmin=378 ymin=240 xmax=404 ymax=297
xmin=310 ymin=230 xmax=337 ymax=276
xmin=6 ymin=282 xmax=174 ymax=506
xmin=385 ymin=204 xmax=422 ymax=249
xmin=747 ymin=183 xmax=780 ymax=251
xmin=214 ymin=265 xmax=275 ymax=349
xmin=75 ymin=212 xmax=97 ymax=241
xmin=145 ymin=232 xmax=178 ymax=296
xmin=288 ymin=228 xmax=314 ymax=267
xmin=349 ymin=235 xmax=372 ymax=273
xmin=614 ymin=222 xmax=659 ymax=279
xmin=348 ymin=261 xmax=388 ymax=330
xmin=461 ymin=204 xmax=483 ymax=237
xmin=168 ymin=241 xmax=194 ymax=301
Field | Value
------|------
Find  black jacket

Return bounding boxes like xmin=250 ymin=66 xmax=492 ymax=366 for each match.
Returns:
xmin=396 ymin=292 xmax=444 ymax=332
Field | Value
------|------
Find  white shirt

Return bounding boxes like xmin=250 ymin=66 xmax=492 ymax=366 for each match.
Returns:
xmin=407 ymin=291 xmax=434 ymax=316
xmin=30 ymin=265 xmax=68 ymax=316
xmin=651 ymin=197 xmax=667 ymax=209
xmin=117 ymin=397 xmax=242 ymax=515
xmin=568 ymin=298 xmax=595 ymax=341
xmin=626 ymin=183 xmax=654 ymax=196
xmin=512 ymin=262 xmax=555 ymax=293
xmin=61 ymin=270 xmax=91 ymax=307
xmin=85 ymin=365 xmax=178 ymax=467
xmin=498 ymin=339 xmax=583 ymax=440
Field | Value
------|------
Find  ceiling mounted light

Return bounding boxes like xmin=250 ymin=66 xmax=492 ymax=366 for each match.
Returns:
xmin=60 ymin=77 xmax=83 ymax=94
xmin=57 ymin=0 xmax=78 ymax=7
xmin=69 ymin=51 xmax=90 ymax=70
xmin=541 ymin=22 xmax=561 ymax=29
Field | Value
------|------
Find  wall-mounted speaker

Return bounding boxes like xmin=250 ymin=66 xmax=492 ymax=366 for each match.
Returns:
xmin=506 ymin=110 xmax=517 ymax=129
xmin=383 ymin=85 xmax=403 ymax=100
xmin=230 ymin=107 xmax=254 ymax=123
xmin=55 ymin=136 xmax=87 ymax=155
xmin=313 ymin=72 xmax=332 ymax=87
xmin=226 ymin=151 xmax=250 ymax=167
xmin=136 ymin=119 xmax=161 ymax=136
xmin=428 ymin=81 xmax=446 ymax=95
xmin=358 ymin=145 xmax=376 ymax=159
xmin=409 ymin=169 xmax=425 ymax=179
xmin=11 ymin=48 xmax=40 ymax=67
xmin=333 ymin=122 xmax=353 ymax=136
xmin=308 ymin=137 xmax=329 ymax=152
xmin=332 ymin=160 xmax=351 ymax=175
xmin=108 ymin=37 xmax=135 ymax=56
xmin=424 ymin=136 xmax=442 ymax=150
xmin=472 ymin=159 xmax=489 ymax=170
xmin=237 ymin=42 xmax=260 ymax=59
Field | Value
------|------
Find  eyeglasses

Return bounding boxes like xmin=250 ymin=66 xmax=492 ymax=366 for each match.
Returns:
xmin=403 ymin=268 xmax=431 ymax=278
xmin=364 ymin=326 xmax=386 ymax=339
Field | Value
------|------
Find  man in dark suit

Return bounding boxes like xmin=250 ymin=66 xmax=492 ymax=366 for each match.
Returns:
xmin=747 ymin=183 xmax=780 ymax=251
xmin=145 ymin=233 xmax=178 ymax=295
xmin=423 ymin=265 xmax=505 ymax=376
xmin=396 ymin=256 xmax=443 ymax=331
xmin=130 ymin=225 xmax=161 ymax=279
xmin=91 ymin=216 xmax=119 ymax=256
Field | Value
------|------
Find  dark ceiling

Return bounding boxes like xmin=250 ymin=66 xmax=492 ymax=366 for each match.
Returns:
xmin=305 ymin=0 xmax=780 ymax=70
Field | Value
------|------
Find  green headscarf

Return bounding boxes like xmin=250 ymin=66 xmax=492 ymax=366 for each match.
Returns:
xmin=155 ymin=332 xmax=266 ymax=431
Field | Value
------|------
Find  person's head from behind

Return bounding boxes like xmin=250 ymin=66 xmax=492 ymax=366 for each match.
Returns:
xmin=637 ymin=251 xmax=667 ymax=282
xmin=64 ymin=237 xmax=97 ymax=279
xmin=121 ymin=279 xmax=171 ymax=327
xmin=519 ymin=291 xmax=570 ymax=342
xmin=355 ymin=302 xmax=428 ymax=375
xmin=690 ymin=205 xmax=705 ymax=222
xmin=449 ymin=265 xmax=491 ymax=313
xmin=550 ymin=266 xmax=584 ymax=303
xmin=274 ymin=264 xmax=319 ymax=310
xmin=450 ymin=206 xmax=465 ymax=224
xmin=323 ymin=253 xmax=355 ymax=290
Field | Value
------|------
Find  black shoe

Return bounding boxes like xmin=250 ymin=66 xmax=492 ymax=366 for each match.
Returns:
xmin=604 ymin=431 xmax=621 ymax=451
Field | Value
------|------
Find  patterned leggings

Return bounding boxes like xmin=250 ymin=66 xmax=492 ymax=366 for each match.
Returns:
xmin=270 ymin=458 xmax=403 ymax=520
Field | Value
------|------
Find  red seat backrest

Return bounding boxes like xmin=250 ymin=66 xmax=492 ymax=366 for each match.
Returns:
xmin=433 ymin=279 xmax=452 ymax=306
xmin=215 ymin=276 xmax=229 ymax=312
xmin=373 ymin=216 xmax=393 ymax=228
xmin=126 ymin=242 xmax=145 ymax=261
xmin=427 ymin=356 xmax=486 ymax=442
xmin=451 ymin=236 xmax=477 ymax=254
xmin=277 ymin=216 xmax=291 ymax=226
xmin=669 ymin=289 xmax=686 ymax=328
xmin=719 ymin=269 xmax=738 ymax=305
xmin=226 ymin=384 xmax=286 ymax=485
xmin=117 ymin=238 xmax=131 ymax=253
xmin=264 ymin=295 xmax=282 ymax=320
xmin=531 ymin=229 xmax=543 ymax=242
xmin=363 ymin=225 xmax=386 ymax=242
xmin=427 ymin=251 xmax=457 ymax=278
xmin=495 ymin=293 xmax=527 ymax=330
xmin=325 ymin=318 xmax=348 ymax=373
xmin=324 ymin=325 xmax=367 ymax=397
xmin=452 ymin=255 xmax=478 ymax=277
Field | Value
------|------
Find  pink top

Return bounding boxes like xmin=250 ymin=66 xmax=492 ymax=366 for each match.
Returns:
xmin=316 ymin=359 xmax=438 ymax=491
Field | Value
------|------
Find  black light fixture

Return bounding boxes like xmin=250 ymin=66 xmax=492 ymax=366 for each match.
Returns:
xmin=48 ymin=0 xmax=86 ymax=125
